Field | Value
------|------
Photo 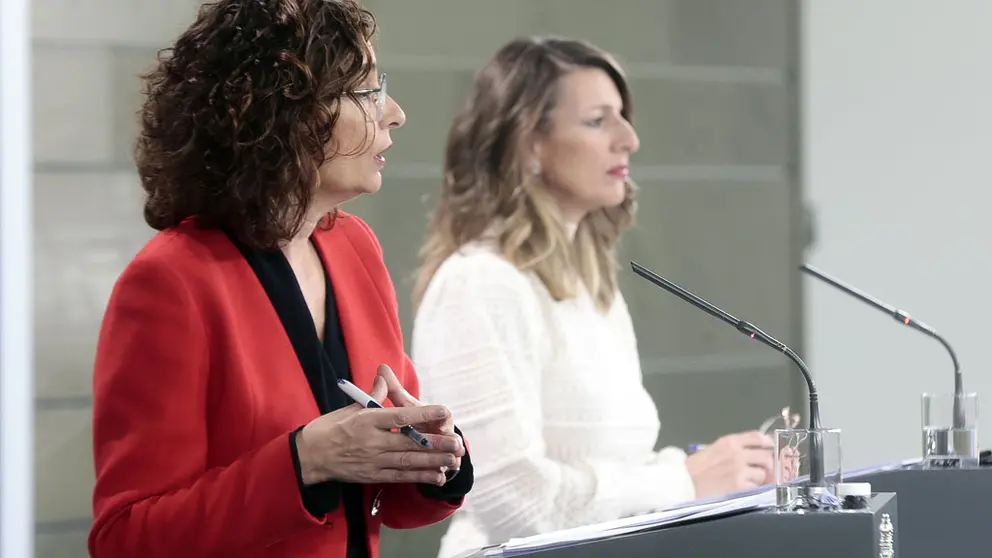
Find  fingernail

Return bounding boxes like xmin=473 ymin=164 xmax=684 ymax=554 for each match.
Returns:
xmin=445 ymin=455 xmax=457 ymax=466
xmin=436 ymin=408 xmax=447 ymax=418
xmin=444 ymin=441 xmax=458 ymax=452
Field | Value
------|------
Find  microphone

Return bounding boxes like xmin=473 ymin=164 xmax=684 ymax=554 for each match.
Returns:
xmin=800 ymin=263 xmax=965 ymax=429
xmin=630 ymin=261 xmax=826 ymax=486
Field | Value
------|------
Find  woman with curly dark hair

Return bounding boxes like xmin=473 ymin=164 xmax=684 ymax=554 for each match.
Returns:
xmin=88 ymin=1 xmax=473 ymax=557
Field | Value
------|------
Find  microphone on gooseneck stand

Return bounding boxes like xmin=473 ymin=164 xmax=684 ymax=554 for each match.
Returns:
xmin=799 ymin=264 xmax=965 ymax=430
xmin=630 ymin=261 xmax=826 ymax=487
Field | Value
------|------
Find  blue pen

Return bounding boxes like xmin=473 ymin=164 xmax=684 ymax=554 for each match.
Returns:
xmin=687 ymin=443 xmax=708 ymax=454
xmin=337 ymin=379 xmax=432 ymax=448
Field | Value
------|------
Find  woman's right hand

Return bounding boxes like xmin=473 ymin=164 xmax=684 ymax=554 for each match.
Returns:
xmin=295 ymin=376 xmax=464 ymax=486
xmin=685 ymin=431 xmax=775 ymax=499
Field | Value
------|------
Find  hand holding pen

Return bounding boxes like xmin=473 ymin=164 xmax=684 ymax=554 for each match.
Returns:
xmin=683 ymin=406 xmax=801 ymax=497
xmin=370 ymin=363 xmax=463 ymax=480
xmin=294 ymin=366 xmax=464 ymax=487
xmin=337 ymin=378 xmax=433 ymax=448
xmin=684 ymin=431 xmax=776 ymax=498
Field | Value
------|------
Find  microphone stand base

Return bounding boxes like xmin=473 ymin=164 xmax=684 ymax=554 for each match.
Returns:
xmin=776 ymin=485 xmax=840 ymax=512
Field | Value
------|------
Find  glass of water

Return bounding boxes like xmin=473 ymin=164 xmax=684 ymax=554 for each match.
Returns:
xmin=774 ymin=428 xmax=843 ymax=511
xmin=922 ymin=392 xmax=979 ymax=469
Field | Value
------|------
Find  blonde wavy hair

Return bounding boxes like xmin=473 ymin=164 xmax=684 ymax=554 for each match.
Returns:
xmin=413 ymin=36 xmax=637 ymax=314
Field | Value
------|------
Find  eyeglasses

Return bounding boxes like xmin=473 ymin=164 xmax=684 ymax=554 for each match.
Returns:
xmin=353 ymin=72 xmax=387 ymax=122
xmin=759 ymin=406 xmax=802 ymax=435
xmin=689 ymin=406 xmax=802 ymax=454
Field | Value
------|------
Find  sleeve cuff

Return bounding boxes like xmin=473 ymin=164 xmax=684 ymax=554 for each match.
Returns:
xmin=290 ymin=426 xmax=342 ymax=517
xmin=417 ymin=426 xmax=474 ymax=502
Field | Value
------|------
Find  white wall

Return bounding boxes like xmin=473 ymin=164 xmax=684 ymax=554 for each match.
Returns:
xmin=803 ymin=0 xmax=992 ymax=468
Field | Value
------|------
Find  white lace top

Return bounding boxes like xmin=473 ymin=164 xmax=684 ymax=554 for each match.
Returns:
xmin=411 ymin=240 xmax=697 ymax=558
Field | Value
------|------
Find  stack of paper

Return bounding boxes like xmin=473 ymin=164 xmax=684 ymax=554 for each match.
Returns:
xmin=844 ymin=457 xmax=920 ymax=478
xmin=492 ymin=488 xmax=777 ymax=556
xmin=455 ymin=458 xmax=920 ymax=557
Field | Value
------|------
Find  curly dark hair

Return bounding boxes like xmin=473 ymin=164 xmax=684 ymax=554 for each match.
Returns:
xmin=136 ymin=0 xmax=377 ymax=250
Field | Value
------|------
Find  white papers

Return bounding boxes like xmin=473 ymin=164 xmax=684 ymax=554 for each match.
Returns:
xmin=492 ymin=487 xmax=777 ymax=556
xmin=844 ymin=458 xmax=921 ymax=479
xmin=462 ymin=459 xmax=922 ymax=557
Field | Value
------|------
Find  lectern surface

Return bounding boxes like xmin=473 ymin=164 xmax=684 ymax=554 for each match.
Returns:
xmin=483 ymin=492 xmax=897 ymax=558
xmin=853 ymin=466 xmax=989 ymax=558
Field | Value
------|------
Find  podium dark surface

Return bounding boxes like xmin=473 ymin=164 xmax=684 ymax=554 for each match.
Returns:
xmin=852 ymin=467 xmax=989 ymax=558
xmin=488 ymin=492 xmax=898 ymax=558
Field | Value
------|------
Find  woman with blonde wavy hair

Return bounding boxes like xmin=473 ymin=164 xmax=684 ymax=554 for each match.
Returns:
xmin=411 ymin=36 xmax=776 ymax=557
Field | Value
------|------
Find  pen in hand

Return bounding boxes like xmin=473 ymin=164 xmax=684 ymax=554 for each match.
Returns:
xmin=337 ymin=379 xmax=432 ymax=448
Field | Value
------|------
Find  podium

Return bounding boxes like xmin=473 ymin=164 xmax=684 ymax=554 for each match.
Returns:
xmin=470 ymin=492 xmax=898 ymax=558
xmin=850 ymin=466 xmax=990 ymax=558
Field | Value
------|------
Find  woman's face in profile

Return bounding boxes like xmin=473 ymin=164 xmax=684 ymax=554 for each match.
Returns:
xmin=317 ymin=53 xmax=406 ymax=205
xmin=534 ymin=68 xmax=640 ymax=224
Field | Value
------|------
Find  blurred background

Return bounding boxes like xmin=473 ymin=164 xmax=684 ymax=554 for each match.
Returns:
xmin=2 ymin=0 xmax=991 ymax=556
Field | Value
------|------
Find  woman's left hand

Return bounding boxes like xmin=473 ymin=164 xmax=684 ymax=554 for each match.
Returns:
xmin=377 ymin=364 xmax=463 ymax=477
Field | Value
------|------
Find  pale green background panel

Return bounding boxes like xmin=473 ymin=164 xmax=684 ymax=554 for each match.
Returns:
xmin=354 ymin=2 xmax=805 ymax=557
xmin=25 ymin=0 xmax=803 ymax=555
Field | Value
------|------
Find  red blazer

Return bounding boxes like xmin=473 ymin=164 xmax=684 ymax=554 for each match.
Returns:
xmin=89 ymin=212 xmax=463 ymax=558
